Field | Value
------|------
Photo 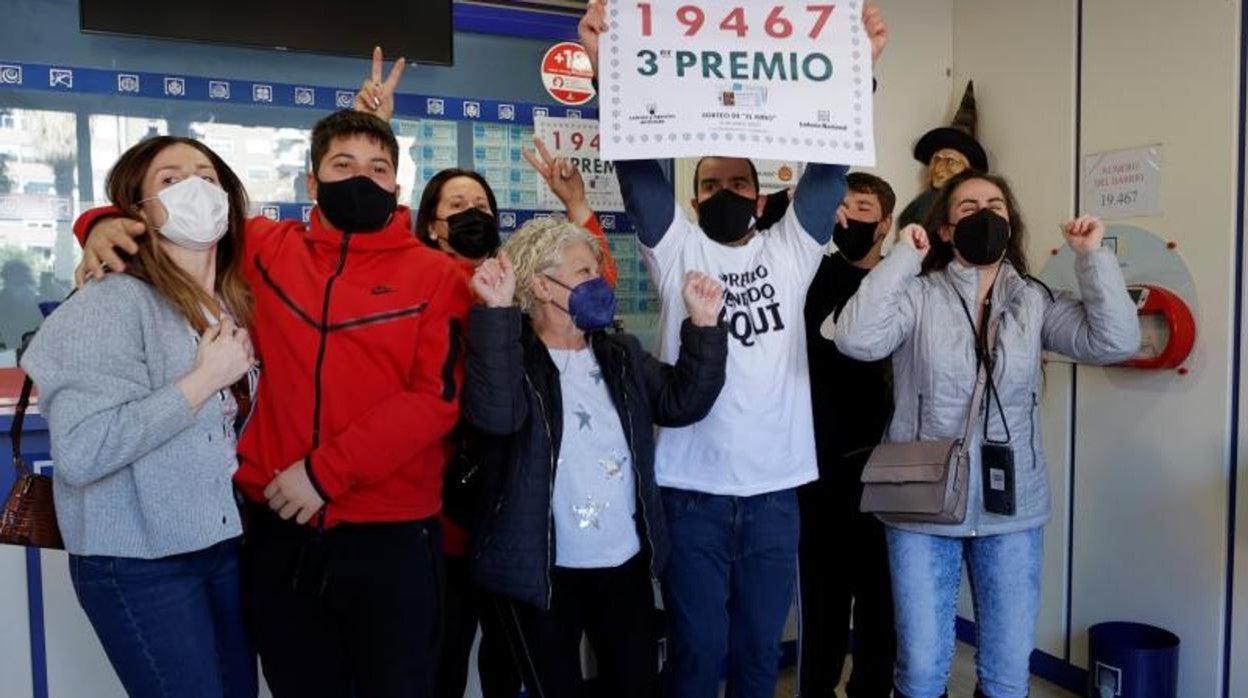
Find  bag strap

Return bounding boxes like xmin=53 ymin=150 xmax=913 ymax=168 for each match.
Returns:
xmin=956 ymin=317 xmax=1001 ymax=455
xmin=10 ymin=373 xmax=33 ymax=477
xmin=11 ymin=292 xmax=73 ymax=476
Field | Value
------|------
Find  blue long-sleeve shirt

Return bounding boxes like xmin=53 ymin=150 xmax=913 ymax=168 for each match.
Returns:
xmin=616 ymin=159 xmax=847 ymax=249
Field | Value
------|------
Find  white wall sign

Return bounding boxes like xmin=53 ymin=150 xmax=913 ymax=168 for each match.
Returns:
xmin=534 ymin=116 xmax=625 ymax=212
xmin=1082 ymin=145 xmax=1163 ymax=220
xmin=599 ymin=0 xmax=875 ymax=165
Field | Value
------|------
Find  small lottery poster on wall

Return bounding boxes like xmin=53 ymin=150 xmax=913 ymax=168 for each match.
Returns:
xmin=534 ymin=115 xmax=625 ymax=212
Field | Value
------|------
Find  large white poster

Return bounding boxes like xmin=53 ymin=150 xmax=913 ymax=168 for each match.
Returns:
xmin=598 ymin=0 xmax=875 ymax=165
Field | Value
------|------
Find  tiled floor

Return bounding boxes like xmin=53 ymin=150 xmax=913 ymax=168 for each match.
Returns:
xmin=771 ymin=642 xmax=1078 ymax=697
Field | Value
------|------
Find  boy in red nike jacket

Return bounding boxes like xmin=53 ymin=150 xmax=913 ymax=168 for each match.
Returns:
xmin=74 ymin=110 xmax=471 ymax=697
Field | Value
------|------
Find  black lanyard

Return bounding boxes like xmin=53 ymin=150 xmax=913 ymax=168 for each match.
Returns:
xmin=954 ymin=287 xmax=1012 ymax=444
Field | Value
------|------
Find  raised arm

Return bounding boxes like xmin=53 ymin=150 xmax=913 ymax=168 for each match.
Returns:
xmin=522 ymin=137 xmax=619 ymax=287
xmin=1041 ymin=216 xmax=1141 ymax=363
xmin=792 ymin=164 xmax=850 ymax=245
xmin=832 ymin=225 xmax=925 ymax=361
xmin=616 ymin=159 xmax=677 ymax=248
xmin=577 ymin=1 xmax=675 ymax=247
xmin=789 ymin=3 xmax=887 ymax=245
xmin=636 ymin=272 xmax=728 ymax=426
xmin=461 ymin=253 xmax=532 ymax=435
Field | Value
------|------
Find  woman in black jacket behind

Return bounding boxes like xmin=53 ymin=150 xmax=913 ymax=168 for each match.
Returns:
xmin=464 ymin=217 xmax=728 ymax=698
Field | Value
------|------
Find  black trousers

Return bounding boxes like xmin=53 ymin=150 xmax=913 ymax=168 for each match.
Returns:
xmin=437 ymin=555 xmax=523 ymax=698
xmin=797 ymin=454 xmax=897 ymax=698
xmin=243 ymin=506 xmax=444 ymax=698
xmin=508 ymin=554 xmax=659 ymax=698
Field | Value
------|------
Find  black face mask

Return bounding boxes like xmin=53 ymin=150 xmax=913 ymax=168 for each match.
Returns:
xmin=953 ymin=209 xmax=1011 ymax=266
xmin=441 ymin=208 xmax=500 ymax=259
xmin=697 ymin=190 xmax=757 ymax=245
xmin=755 ymin=189 xmax=792 ymax=231
xmin=833 ymin=218 xmax=881 ymax=262
xmin=316 ymin=175 xmax=397 ymax=233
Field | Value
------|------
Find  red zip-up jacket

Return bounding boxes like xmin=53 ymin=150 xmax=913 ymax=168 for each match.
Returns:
xmin=74 ymin=205 xmax=472 ymax=528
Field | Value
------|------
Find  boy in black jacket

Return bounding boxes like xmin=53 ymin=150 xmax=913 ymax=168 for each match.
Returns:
xmin=800 ymin=172 xmax=898 ymax=698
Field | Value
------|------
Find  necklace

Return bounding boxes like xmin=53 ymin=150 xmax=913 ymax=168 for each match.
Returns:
xmin=551 ymin=347 xmax=576 ymax=375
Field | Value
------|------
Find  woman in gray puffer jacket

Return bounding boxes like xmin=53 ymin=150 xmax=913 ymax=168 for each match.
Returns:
xmin=828 ymin=170 xmax=1140 ymax=698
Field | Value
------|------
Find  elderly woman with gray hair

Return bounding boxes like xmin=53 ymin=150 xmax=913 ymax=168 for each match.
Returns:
xmin=462 ymin=217 xmax=728 ymax=698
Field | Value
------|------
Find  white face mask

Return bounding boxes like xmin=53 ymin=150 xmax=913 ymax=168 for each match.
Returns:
xmin=142 ymin=176 xmax=230 ymax=250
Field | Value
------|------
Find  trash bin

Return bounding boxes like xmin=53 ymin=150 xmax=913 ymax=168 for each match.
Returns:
xmin=1087 ymin=622 xmax=1179 ymax=698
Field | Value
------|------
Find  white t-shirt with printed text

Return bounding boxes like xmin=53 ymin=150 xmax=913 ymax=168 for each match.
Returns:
xmin=640 ymin=209 xmax=825 ymax=496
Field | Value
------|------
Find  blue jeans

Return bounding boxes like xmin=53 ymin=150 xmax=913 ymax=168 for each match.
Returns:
xmin=661 ymin=487 xmax=800 ymax=698
xmin=887 ymin=526 xmax=1044 ymax=698
xmin=69 ymin=538 xmax=257 ymax=698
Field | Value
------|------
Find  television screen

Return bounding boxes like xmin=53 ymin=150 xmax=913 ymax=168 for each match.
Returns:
xmin=81 ymin=0 xmax=453 ymax=65
xmin=468 ymin=0 xmax=587 ymax=12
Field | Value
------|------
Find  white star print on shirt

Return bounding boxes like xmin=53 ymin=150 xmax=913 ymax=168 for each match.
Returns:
xmin=572 ymin=495 xmax=607 ymax=529
xmin=600 ymin=450 xmax=628 ymax=479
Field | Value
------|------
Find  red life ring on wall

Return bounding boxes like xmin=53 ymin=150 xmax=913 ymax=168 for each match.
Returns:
xmin=1117 ymin=284 xmax=1195 ymax=370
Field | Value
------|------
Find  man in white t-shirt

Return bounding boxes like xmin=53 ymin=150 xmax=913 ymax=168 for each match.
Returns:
xmin=619 ymin=150 xmax=847 ymax=698
xmin=579 ymin=3 xmax=889 ymax=695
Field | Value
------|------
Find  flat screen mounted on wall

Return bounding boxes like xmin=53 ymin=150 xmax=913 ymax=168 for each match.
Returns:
xmin=80 ymin=0 xmax=453 ymax=65
xmin=463 ymin=0 xmax=587 ymax=12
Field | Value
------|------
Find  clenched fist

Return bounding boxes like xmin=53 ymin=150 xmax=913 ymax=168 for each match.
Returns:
xmin=682 ymin=271 xmax=725 ymax=328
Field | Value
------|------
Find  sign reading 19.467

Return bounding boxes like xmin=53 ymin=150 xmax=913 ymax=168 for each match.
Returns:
xmin=599 ymin=0 xmax=875 ymax=166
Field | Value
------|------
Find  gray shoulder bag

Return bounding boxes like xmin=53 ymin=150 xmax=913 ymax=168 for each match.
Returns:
xmin=858 ymin=317 xmax=1000 ymax=525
